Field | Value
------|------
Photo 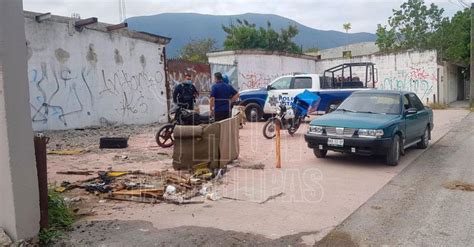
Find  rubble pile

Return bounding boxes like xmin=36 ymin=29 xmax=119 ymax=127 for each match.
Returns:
xmin=56 ymin=164 xmax=222 ymax=205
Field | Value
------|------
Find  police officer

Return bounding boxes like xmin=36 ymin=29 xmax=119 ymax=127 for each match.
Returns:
xmin=210 ymin=72 xmax=239 ymax=121
xmin=173 ymin=73 xmax=199 ymax=110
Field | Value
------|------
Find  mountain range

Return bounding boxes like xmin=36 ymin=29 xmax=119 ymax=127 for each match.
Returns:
xmin=126 ymin=13 xmax=377 ymax=58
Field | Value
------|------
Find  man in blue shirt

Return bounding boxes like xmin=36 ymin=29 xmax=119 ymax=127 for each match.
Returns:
xmin=210 ymin=72 xmax=239 ymax=121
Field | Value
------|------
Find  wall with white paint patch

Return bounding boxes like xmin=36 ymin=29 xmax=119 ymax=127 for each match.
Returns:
xmin=208 ymin=50 xmax=318 ymax=90
xmin=315 ymin=50 xmax=442 ymax=104
xmin=25 ymin=12 xmax=169 ymax=131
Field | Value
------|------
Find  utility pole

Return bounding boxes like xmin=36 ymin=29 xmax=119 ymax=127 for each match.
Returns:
xmin=470 ymin=3 xmax=474 ymax=109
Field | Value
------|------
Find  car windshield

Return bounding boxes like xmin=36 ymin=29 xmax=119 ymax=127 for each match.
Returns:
xmin=337 ymin=93 xmax=401 ymax=115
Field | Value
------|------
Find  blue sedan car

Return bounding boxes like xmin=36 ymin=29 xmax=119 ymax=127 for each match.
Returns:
xmin=304 ymin=90 xmax=434 ymax=166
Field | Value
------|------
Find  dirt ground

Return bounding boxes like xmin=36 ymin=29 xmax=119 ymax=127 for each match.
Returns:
xmin=47 ymin=109 xmax=469 ymax=246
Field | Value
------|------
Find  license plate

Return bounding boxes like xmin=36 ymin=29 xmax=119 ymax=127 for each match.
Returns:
xmin=328 ymin=138 xmax=344 ymax=147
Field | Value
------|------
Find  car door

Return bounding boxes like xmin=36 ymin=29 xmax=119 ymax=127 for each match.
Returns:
xmin=403 ymin=94 xmax=419 ymax=144
xmin=290 ymin=76 xmax=313 ymax=99
xmin=409 ymin=93 xmax=429 ymax=137
xmin=263 ymin=76 xmax=293 ymax=114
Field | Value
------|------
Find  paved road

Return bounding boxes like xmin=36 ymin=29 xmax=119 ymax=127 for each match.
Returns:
xmin=318 ymin=113 xmax=474 ymax=246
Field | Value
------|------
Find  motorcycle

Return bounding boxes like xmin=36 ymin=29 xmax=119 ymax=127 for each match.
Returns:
xmin=263 ymin=90 xmax=320 ymax=139
xmin=155 ymin=104 xmax=212 ymax=148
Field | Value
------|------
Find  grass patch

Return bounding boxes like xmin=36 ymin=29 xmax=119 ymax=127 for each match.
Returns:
xmin=39 ymin=189 xmax=75 ymax=245
xmin=428 ymin=103 xmax=448 ymax=109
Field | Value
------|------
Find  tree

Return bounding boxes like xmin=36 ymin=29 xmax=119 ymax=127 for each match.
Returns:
xmin=376 ymin=0 xmax=471 ymax=65
xmin=376 ymin=0 xmax=446 ymax=51
xmin=222 ymin=19 xmax=301 ymax=54
xmin=343 ymin=23 xmax=351 ymax=33
xmin=433 ymin=8 xmax=470 ymax=65
xmin=179 ymin=38 xmax=217 ymax=63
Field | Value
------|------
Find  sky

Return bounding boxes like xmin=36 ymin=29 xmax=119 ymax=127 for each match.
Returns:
xmin=23 ymin=0 xmax=470 ymax=33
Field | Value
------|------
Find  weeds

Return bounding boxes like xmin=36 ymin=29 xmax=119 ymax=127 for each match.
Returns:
xmin=428 ymin=103 xmax=448 ymax=109
xmin=38 ymin=189 xmax=75 ymax=245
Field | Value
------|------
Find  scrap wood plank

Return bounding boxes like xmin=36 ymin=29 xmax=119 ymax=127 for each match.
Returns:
xmin=112 ymin=189 xmax=164 ymax=197
xmin=259 ymin=192 xmax=285 ymax=204
xmin=57 ymin=171 xmax=94 ymax=176
xmin=48 ymin=149 xmax=89 ymax=155
xmin=105 ymin=196 xmax=160 ymax=204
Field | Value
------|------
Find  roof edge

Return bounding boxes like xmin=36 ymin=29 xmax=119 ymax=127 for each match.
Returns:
xmin=24 ymin=11 xmax=171 ymax=45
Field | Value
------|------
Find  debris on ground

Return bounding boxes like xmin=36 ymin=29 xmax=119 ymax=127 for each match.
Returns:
xmin=48 ymin=149 xmax=89 ymax=155
xmin=235 ymin=162 xmax=265 ymax=170
xmin=442 ymin=180 xmax=474 ymax=191
xmin=57 ymin=171 xmax=94 ymax=176
xmin=55 ymin=165 xmax=224 ymax=205
xmin=260 ymin=192 xmax=285 ymax=204
xmin=0 ymin=228 xmax=12 ymax=246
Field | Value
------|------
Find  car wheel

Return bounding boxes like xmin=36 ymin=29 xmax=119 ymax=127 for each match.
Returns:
xmin=417 ymin=127 xmax=430 ymax=149
xmin=386 ymin=135 xmax=400 ymax=166
xmin=245 ymin=103 xmax=262 ymax=122
xmin=313 ymin=148 xmax=328 ymax=158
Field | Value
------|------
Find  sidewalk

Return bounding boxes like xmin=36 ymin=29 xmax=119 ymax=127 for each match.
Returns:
xmin=318 ymin=113 xmax=474 ymax=246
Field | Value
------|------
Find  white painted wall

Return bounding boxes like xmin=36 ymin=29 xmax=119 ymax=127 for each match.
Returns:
xmin=0 ymin=1 xmax=39 ymax=241
xmin=208 ymin=51 xmax=318 ymax=90
xmin=25 ymin=13 xmax=168 ymax=131
xmin=446 ymin=63 xmax=459 ymax=103
xmin=235 ymin=54 xmax=317 ymax=90
xmin=311 ymin=42 xmax=379 ymax=59
xmin=316 ymin=50 xmax=440 ymax=104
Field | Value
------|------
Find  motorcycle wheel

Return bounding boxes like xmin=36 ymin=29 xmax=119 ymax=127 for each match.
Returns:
xmin=288 ymin=118 xmax=301 ymax=136
xmin=263 ymin=118 xmax=279 ymax=139
xmin=156 ymin=124 xmax=175 ymax=148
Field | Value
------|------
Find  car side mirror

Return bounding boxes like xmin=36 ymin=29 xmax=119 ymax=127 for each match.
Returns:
xmin=329 ymin=104 xmax=337 ymax=112
xmin=405 ymin=108 xmax=418 ymax=115
xmin=267 ymin=85 xmax=273 ymax=91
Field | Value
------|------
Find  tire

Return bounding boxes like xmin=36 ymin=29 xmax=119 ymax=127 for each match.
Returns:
xmin=156 ymin=124 xmax=175 ymax=148
xmin=386 ymin=135 xmax=401 ymax=166
xmin=288 ymin=118 xmax=301 ymax=136
xmin=417 ymin=127 xmax=430 ymax=149
xmin=245 ymin=103 xmax=263 ymax=122
xmin=99 ymin=137 xmax=128 ymax=149
xmin=263 ymin=118 xmax=278 ymax=139
xmin=313 ymin=148 xmax=327 ymax=158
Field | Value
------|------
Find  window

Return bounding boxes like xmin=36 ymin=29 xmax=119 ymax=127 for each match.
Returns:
xmin=319 ymin=76 xmax=332 ymax=89
xmin=270 ymin=77 xmax=292 ymax=90
xmin=338 ymin=93 xmax=401 ymax=115
xmin=403 ymin=94 xmax=412 ymax=110
xmin=293 ymin=77 xmax=312 ymax=89
xmin=409 ymin=94 xmax=425 ymax=111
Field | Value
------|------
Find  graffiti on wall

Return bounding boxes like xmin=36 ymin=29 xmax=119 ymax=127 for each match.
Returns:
xmin=29 ymin=63 xmax=165 ymax=128
xmin=100 ymin=70 xmax=164 ymax=116
xmin=167 ymin=60 xmax=212 ymax=92
xmin=240 ymin=72 xmax=288 ymax=90
xmin=211 ymin=63 xmax=238 ymax=89
xmin=379 ymin=67 xmax=437 ymax=101
xmin=29 ymin=63 xmax=94 ymax=127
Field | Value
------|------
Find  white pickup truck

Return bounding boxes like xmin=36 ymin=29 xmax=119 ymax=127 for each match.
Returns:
xmin=239 ymin=63 xmax=377 ymax=121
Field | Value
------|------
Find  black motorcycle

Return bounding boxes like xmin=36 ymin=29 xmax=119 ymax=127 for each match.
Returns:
xmin=262 ymin=103 xmax=304 ymax=139
xmin=155 ymin=104 xmax=211 ymax=148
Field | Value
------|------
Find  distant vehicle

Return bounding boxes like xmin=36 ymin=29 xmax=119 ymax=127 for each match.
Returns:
xmin=304 ymin=90 xmax=434 ymax=166
xmin=239 ymin=63 xmax=377 ymax=122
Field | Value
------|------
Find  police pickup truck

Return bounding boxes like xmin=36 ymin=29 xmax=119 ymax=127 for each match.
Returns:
xmin=239 ymin=63 xmax=377 ymax=121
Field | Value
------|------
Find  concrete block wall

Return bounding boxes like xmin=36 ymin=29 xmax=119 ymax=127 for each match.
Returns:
xmin=316 ymin=50 xmax=440 ymax=104
xmin=25 ymin=12 xmax=168 ymax=131
xmin=208 ymin=50 xmax=318 ymax=90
